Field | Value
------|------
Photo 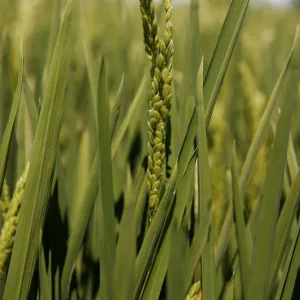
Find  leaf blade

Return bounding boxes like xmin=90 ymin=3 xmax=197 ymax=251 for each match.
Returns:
xmin=3 ymin=2 xmax=72 ymax=298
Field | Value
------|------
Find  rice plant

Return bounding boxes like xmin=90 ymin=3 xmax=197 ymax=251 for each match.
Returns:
xmin=0 ymin=0 xmax=300 ymax=299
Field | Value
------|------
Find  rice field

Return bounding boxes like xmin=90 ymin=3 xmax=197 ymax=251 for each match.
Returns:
xmin=0 ymin=0 xmax=300 ymax=299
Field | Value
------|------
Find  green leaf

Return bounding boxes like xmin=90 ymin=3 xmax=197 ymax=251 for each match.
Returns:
xmin=215 ymin=170 xmax=233 ymax=269
xmin=138 ymin=0 xmax=251 ymax=284
xmin=0 ymin=51 xmax=23 ymax=194
xmin=23 ymin=72 xmax=39 ymax=134
xmin=175 ymin=0 xmax=251 ymax=192
xmin=184 ymin=215 xmax=211 ymax=293
xmin=247 ymin=45 xmax=297 ymax=300
xmin=240 ymin=27 xmax=300 ymax=197
xmin=267 ymin=168 xmax=300 ymax=296
xmin=280 ymin=229 xmax=300 ymax=300
xmin=114 ymin=167 xmax=136 ymax=300
xmin=110 ymin=73 xmax=124 ymax=138
xmin=195 ymin=59 xmax=215 ymax=300
xmin=71 ymin=130 xmax=90 ymax=226
xmin=134 ymin=163 xmax=177 ymax=300
xmin=3 ymin=2 xmax=72 ymax=298
xmin=221 ymin=27 xmax=300 ymax=293
xmin=141 ymin=231 xmax=171 ymax=300
xmin=184 ymin=0 xmax=201 ymax=91
xmin=61 ymin=154 xmax=98 ymax=299
xmin=204 ymin=0 xmax=250 ymax=127
xmin=141 ymin=154 xmax=196 ymax=300
xmin=231 ymin=144 xmax=251 ymax=297
xmin=95 ymin=58 xmax=116 ymax=299
xmin=16 ymin=95 xmax=25 ymax=176
xmin=167 ymin=224 xmax=186 ymax=300
xmin=222 ymin=278 xmax=234 ymax=300
xmin=42 ymin=0 xmax=62 ymax=91
xmin=134 ymin=170 xmax=147 ymax=237
xmin=274 ymin=223 xmax=299 ymax=300
xmin=111 ymin=73 xmax=148 ymax=157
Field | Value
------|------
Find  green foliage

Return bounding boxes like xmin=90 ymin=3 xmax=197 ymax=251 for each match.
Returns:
xmin=0 ymin=0 xmax=299 ymax=299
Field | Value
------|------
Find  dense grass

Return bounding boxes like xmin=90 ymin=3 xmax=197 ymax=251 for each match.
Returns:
xmin=0 ymin=0 xmax=300 ymax=299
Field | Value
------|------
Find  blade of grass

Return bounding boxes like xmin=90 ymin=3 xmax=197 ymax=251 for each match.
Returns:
xmin=219 ymin=27 xmax=300 ymax=290
xmin=246 ymin=51 xmax=297 ymax=300
xmin=267 ymin=163 xmax=300 ymax=296
xmin=134 ymin=170 xmax=147 ymax=237
xmin=0 ymin=50 xmax=23 ymax=194
xmin=215 ymin=170 xmax=233 ymax=269
xmin=111 ymin=72 xmax=147 ymax=157
xmin=204 ymin=0 xmax=250 ymax=127
xmin=167 ymin=224 xmax=186 ymax=300
xmin=183 ymin=0 xmax=201 ymax=94
xmin=16 ymin=96 xmax=25 ymax=176
xmin=82 ymin=10 xmax=117 ymax=293
xmin=280 ymin=228 xmax=300 ymax=300
xmin=140 ymin=154 xmax=196 ymax=300
xmin=274 ymin=227 xmax=299 ymax=300
xmin=3 ymin=2 xmax=72 ymax=298
xmin=168 ymin=82 xmax=180 ymax=173
xmin=94 ymin=58 xmax=116 ymax=299
xmin=240 ymin=27 xmax=300 ymax=197
xmin=231 ymin=144 xmax=251 ymax=297
xmin=140 ymin=230 xmax=171 ymax=300
xmin=134 ymin=0 xmax=252 ymax=297
xmin=114 ymin=167 xmax=136 ymax=300
xmin=221 ymin=137 xmax=299 ymax=298
xmin=134 ymin=163 xmax=177 ymax=300
xmin=177 ymin=0 xmax=251 ymax=186
xmin=23 ymin=72 xmax=39 ymax=134
xmin=110 ymin=73 xmax=124 ymax=138
xmin=195 ymin=59 xmax=215 ymax=300
xmin=61 ymin=154 xmax=98 ymax=299
xmin=70 ymin=130 xmax=90 ymax=226
xmin=222 ymin=277 xmax=234 ymax=300
xmin=139 ymin=4 xmax=250 ymax=283
xmin=42 ymin=0 xmax=61 ymax=92
xmin=184 ymin=214 xmax=211 ymax=293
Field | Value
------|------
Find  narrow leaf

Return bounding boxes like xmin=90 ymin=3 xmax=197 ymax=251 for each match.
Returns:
xmin=111 ymin=73 xmax=147 ymax=157
xmin=114 ymin=168 xmax=136 ymax=300
xmin=268 ymin=168 xmax=300 ymax=296
xmin=204 ymin=0 xmax=250 ymax=127
xmin=247 ymin=51 xmax=297 ymax=300
xmin=3 ymin=2 xmax=72 ymax=298
xmin=167 ymin=224 xmax=186 ymax=300
xmin=231 ymin=145 xmax=251 ymax=297
xmin=240 ymin=27 xmax=300 ymax=197
xmin=134 ymin=164 xmax=177 ymax=300
xmin=61 ymin=154 xmax=98 ymax=299
xmin=195 ymin=59 xmax=215 ymax=300
xmin=95 ymin=58 xmax=116 ymax=299
xmin=280 ymin=229 xmax=300 ymax=300
xmin=0 ymin=52 xmax=23 ymax=194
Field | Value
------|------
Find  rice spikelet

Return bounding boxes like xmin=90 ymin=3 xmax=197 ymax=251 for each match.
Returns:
xmin=140 ymin=0 xmax=173 ymax=221
xmin=0 ymin=163 xmax=29 ymax=275
xmin=0 ymin=179 xmax=10 ymax=215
